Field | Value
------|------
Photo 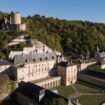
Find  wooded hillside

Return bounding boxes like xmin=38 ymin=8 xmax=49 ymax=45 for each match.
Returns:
xmin=1 ymin=12 xmax=105 ymax=57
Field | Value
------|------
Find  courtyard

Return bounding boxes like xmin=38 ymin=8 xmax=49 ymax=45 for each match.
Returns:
xmin=56 ymin=83 xmax=105 ymax=105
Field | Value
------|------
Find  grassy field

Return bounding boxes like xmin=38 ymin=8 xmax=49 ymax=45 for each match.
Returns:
xmin=56 ymin=85 xmax=75 ymax=97
xmin=56 ymin=83 xmax=105 ymax=105
xmin=88 ymin=66 xmax=105 ymax=74
xmin=56 ymin=83 xmax=102 ymax=97
xmin=78 ymin=95 xmax=105 ymax=105
xmin=74 ymin=84 xmax=102 ymax=93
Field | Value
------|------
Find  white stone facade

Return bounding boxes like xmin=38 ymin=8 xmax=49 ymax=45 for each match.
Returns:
xmin=57 ymin=63 xmax=77 ymax=86
xmin=9 ymin=40 xmax=53 ymax=59
xmin=8 ymin=34 xmax=30 ymax=47
xmin=8 ymin=12 xmax=26 ymax=31
xmin=11 ymin=12 xmax=21 ymax=24
xmin=94 ymin=48 xmax=105 ymax=69
xmin=20 ymin=23 xmax=26 ymax=31
xmin=35 ymin=76 xmax=61 ymax=89
xmin=101 ymin=64 xmax=105 ymax=69
xmin=13 ymin=60 xmax=56 ymax=82
xmin=78 ymin=61 xmax=96 ymax=71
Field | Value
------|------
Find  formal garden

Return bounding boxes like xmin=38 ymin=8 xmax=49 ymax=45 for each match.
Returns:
xmin=56 ymin=83 xmax=105 ymax=105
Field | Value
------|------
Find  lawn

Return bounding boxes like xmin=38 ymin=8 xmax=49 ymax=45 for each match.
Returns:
xmin=56 ymin=83 xmax=102 ymax=97
xmin=88 ymin=66 xmax=105 ymax=75
xmin=78 ymin=95 xmax=105 ymax=105
xmin=74 ymin=84 xmax=102 ymax=93
xmin=56 ymin=85 xmax=75 ymax=97
xmin=56 ymin=83 xmax=105 ymax=105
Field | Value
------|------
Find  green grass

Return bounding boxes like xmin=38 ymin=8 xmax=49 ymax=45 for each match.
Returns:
xmin=56 ymin=85 xmax=75 ymax=97
xmin=56 ymin=84 xmax=104 ymax=105
xmin=7 ymin=80 xmax=17 ymax=93
xmin=74 ymin=84 xmax=101 ymax=93
xmin=56 ymin=84 xmax=102 ymax=97
xmin=88 ymin=66 xmax=105 ymax=74
xmin=78 ymin=95 xmax=105 ymax=105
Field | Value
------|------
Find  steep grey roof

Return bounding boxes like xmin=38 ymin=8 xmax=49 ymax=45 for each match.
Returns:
xmin=11 ymin=82 xmax=75 ymax=105
xmin=0 ymin=60 xmax=12 ymax=66
xmin=58 ymin=61 xmax=75 ymax=67
xmin=13 ymin=52 xmax=56 ymax=65
xmin=11 ymin=81 xmax=45 ymax=103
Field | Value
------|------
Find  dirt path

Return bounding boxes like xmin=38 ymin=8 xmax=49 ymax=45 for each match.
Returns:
xmin=69 ymin=85 xmax=105 ymax=99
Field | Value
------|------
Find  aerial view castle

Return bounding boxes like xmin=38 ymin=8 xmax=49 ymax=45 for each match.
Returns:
xmin=0 ymin=12 xmax=26 ymax=31
xmin=0 ymin=11 xmax=105 ymax=105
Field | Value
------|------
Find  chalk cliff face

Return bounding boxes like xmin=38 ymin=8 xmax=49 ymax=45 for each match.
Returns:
xmin=0 ymin=74 xmax=9 ymax=102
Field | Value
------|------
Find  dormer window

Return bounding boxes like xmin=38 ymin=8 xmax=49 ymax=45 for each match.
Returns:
xmin=40 ymin=58 xmax=42 ymax=61
xmin=45 ymin=57 xmax=47 ymax=60
xmin=25 ymin=59 xmax=27 ymax=63
xmin=33 ymin=59 xmax=35 ymax=62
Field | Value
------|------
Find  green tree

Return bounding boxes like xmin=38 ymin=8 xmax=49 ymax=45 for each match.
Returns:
xmin=44 ymin=98 xmax=67 ymax=105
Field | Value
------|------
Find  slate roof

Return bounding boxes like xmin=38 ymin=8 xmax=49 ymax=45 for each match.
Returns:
xmin=11 ymin=82 xmax=75 ymax=105
xmin=13 ymin=81 xmax=45 ymax=103
xmin=0 ymin=60 xmax=12 ymax=66
xmin=58 ymin=61 xmax=75 ymax=67
xmin=13 ymin=52 xmax=56 ymax=65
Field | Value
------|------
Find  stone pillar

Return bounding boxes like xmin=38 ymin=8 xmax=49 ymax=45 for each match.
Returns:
xmin=55 ymin=80 xmax=58 ymax=87
xmin=48 ymin=83 xmax=50 ymax=89
xmin=53 ymin=81 xmax=55 ymax=87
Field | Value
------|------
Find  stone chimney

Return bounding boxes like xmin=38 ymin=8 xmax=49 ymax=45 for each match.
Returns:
xmin=96 ymin=46 xmax=99 ymax=53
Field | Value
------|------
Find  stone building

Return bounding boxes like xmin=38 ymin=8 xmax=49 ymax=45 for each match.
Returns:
xmin=9 ymin=40 xmax=52 ymax=59
xmin=12 ymin=52 xmax=57 ymax=83
xmin=77 ymin=59 xmax=96 ymax=71
xmin=8 ymin=39 xmax=63 ymax=89
xmin=11 ymin=81 xmax=76 ymax=105
xmin=57 ymin=61 xmax=77 ymax=86
xmin=94 ymin=46 xmax=105 ymax=69
xmin=8 ymin=12 xmax=26 ymax=31
xmin=35 ymin=76 xmax=61 ymax=89
xmin=0 ymin=12 xmax=26 ymax=31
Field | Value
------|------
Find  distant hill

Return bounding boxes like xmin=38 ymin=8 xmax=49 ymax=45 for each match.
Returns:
xmin=1 ymin=11 xmax=105 ymax=57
